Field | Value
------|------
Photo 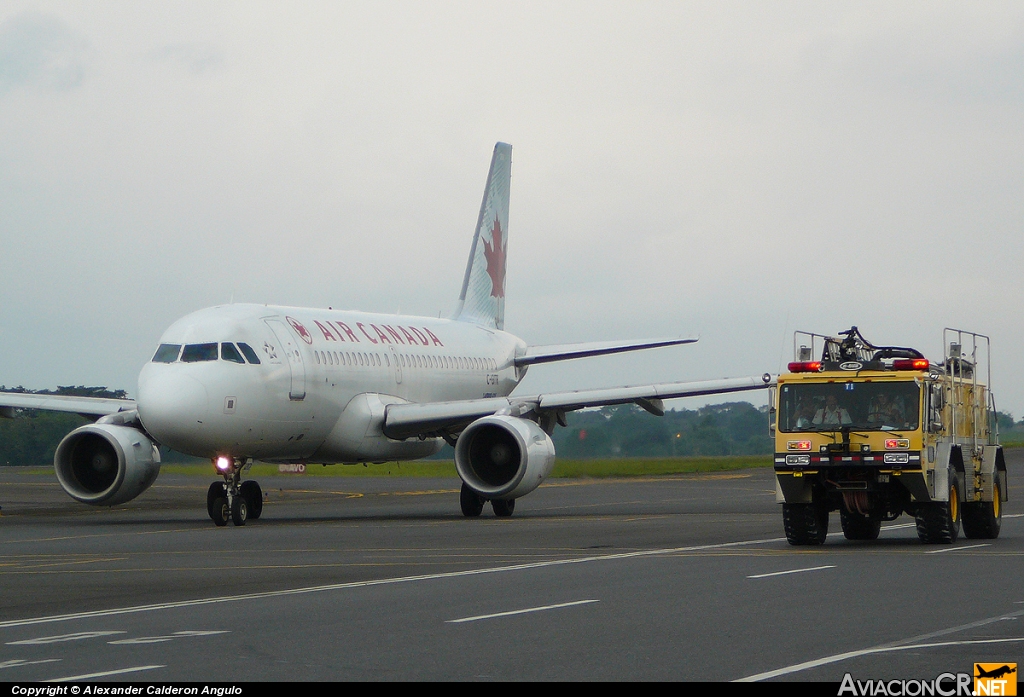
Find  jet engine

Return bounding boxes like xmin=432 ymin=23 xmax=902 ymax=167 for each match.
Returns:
xmin=54 ymin=424 xmax=161 ymax=506
xmin=454 ymin=415 xmax=555 ymax=500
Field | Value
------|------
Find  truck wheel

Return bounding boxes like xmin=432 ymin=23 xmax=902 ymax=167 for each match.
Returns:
xmin=783 ymin=501 xmax=829 ymax=545
xmin=915 ymin=469 xmax=961 ymax=544
xmin=840 ymin=508 xmax=881 ymax=541
xmin=962 ymin=478 xmax=1002 ymax=539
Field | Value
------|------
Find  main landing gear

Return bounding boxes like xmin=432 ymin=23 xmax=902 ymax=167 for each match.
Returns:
xmin=208 ymin=457 xmax=263 ymax=527
xmin=460 ymin=483 xmax=516 ymax=518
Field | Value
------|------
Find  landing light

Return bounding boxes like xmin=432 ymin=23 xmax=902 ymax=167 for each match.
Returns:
xmin=788 ymin=361 xmax=822 ymax=373
xmin=215 ymin=456 xmax=233 ymax=472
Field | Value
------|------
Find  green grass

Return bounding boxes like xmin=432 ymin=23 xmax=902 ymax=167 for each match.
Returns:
xmin=153 ymin=455 xmax=772 ymax=479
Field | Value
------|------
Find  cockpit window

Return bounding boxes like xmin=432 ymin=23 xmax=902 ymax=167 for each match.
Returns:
xmin=181 ymin=343 xmax=219 ymax=362
xmin=221 ymin=343 xmax=245 ymax=364
xmin=237 ymin=342 xmax=261 ymax=364
xmin=152 ymin=344 xmax=181 ymax=363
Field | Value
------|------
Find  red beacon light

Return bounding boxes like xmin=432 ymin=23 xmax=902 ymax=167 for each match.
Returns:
xmin=788 ymin=361 xmax=822 ymax=373
xmin=893 ymin=358 xmax=930 ymax=371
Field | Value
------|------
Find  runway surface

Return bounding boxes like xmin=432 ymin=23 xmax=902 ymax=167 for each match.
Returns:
xmin=0 ymin=454 xmax=1021 ymax=682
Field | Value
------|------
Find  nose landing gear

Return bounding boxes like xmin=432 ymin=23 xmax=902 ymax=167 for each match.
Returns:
xmin=208 ymin=458 xmax=264 ymax=527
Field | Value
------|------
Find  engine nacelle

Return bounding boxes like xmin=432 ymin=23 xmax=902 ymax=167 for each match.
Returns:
xmin=455 ymin=415 xmax=556 ymax=500
xmin=54 ymin=424 xmax=161 ymax=506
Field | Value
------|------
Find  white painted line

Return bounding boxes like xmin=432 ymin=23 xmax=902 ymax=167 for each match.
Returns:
xmin=748 ymin=565 xmax=835 ymax=579
xmin=736 ymin=637 xmax=1024 ymax=682
xmin=48 ymin=665 xmax=165 ymax=682
xmin=0 ymin=536 xmax=786 ymax=630
xmin=0 ymin=658 xmax=62 ymax=669
xmin=8 ymin=631 xmax=126 ymax=645
xmin=736 ymin=605 xmax=1024 ymax=682
xmin=108 ymin=630 xmax=228 ymax=645
xmin=447 ymin=599 xmax=599 ymax=623
xmin=924 ymin=543 xmax=991 ymax=554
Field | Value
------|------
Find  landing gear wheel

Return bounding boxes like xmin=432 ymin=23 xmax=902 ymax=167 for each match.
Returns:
xmin=492 ymin=498 xmax=515 ymax=517
xmin=840 ymin=508 xmax=882 ymax=541
xmin=207 ymin=482 xmax=226 ymax=519
xmin=211 ymin=497 xmax=229 ymax=526
xmin=240 ymin=481 xmax=263 ymax=520
xmin=460 ymin=483 xmax=485 ymax=517
xmin=783 ymin=501 xmax=829 ymax=545
xmin=962 ymin=478 xmax=1002 ymax=539
xmin=231 ymin=495 xmax=248 ymax=527
xmin=915 ymin=469 xmax=961 ymax=544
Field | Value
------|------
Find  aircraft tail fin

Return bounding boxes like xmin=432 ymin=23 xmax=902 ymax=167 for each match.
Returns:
xmin=455 ymin=142 xmax=512 ymax=330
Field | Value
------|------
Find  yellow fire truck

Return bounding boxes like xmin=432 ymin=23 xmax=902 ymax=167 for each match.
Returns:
xmin=771 ymin=327 xmax=1006 ymax=545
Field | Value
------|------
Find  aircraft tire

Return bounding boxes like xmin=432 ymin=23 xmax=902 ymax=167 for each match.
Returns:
xmin=962 ymin=478 xmax=1001 ymax=539
xmin=915 ymin=469 xmax=960 ymax=544
xmin=492 ymin=498 xmax=515 ymax=517
xmin=840 ymin=508 xmax=881 ymax=541
xmin=211 ymin=497 xmax=229 ymax=526
xmin=240 ymin=481 xmax=263 ymax=520
xmin=460 ymin=483 xmax=485 ymax=517
xmin=207 ymin=482 xmax=225 ymax=519
xmin=231 ymin=495 xmax=247 ymax=527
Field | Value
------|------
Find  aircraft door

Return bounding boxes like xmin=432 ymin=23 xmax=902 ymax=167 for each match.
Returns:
xmin=389 ymin=345 xmax=402 ymax=384
xmin=265 ymin=319 xmax=306 ymax=400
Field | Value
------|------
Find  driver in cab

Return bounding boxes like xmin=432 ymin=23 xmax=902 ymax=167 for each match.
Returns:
xmin=813 ymin=394 xmax=852 ymax=426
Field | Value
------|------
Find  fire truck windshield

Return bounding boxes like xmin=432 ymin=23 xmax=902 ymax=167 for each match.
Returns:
xmin=779 ymin=381 xmax=920 ymax=432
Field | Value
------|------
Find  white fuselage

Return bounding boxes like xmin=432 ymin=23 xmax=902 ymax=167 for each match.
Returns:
xmin=136 ymin=304 xmax=526 ymax=464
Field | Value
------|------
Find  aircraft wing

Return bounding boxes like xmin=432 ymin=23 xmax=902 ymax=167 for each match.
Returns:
xmin=382 ymin=374 xmax=775 ymax=440
xmin=515 ymin=337 xmax=698 ymax=366
xmin=0 ymin=392 xmax=136 ymax=419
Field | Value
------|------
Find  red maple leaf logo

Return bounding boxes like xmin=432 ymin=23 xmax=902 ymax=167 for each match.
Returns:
xmin=286 ymin=316 xmax=313 ymax=344
xmin=482 ymin=217 xmax=506 ymax=298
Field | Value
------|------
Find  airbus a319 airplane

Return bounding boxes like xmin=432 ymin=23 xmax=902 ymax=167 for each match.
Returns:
xmin=1 ymin=143 xmax=773 ymax=526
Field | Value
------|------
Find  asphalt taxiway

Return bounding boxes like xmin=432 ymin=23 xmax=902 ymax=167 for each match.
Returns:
xmin=1 ymin=455 xmax=1021 ymax=681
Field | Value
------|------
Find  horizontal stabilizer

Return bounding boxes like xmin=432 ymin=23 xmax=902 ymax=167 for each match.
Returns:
xmin=515 ymin=337 xmax=698 ymax=367
xmin=383 ymin=374 xmax=775 ymax=440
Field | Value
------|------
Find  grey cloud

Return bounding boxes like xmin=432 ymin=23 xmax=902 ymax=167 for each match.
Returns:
xmin=148 ymin=42 xmax=223 ymax=75
xmin=0 ymin=11 xmax=89 ymax=93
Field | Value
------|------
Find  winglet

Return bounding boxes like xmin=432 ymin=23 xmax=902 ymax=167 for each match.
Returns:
xmin=455 ymin=142 xmax=512 ymax=330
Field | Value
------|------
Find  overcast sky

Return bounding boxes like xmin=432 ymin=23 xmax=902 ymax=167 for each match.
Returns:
xmin=2 ymin=2 xmax=1022 ymax=415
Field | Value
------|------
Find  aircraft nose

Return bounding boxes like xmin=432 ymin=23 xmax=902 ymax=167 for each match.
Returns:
xmin=137 ymin=371 xmax=209 ymax=452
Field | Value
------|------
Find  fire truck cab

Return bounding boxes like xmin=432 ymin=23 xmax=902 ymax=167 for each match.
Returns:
xmin=771 ymin=327 xmax=1006 ymax=545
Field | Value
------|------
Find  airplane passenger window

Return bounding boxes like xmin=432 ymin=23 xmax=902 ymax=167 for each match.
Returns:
xmin=384 ymin=354 xmax=389 ymax=367
xmin=181 ymin=343 xmax=218 ymax=362
xmin=152 ymin=344 xmax=181 ymax=363
xmin=221 ymin=343 xmax=245 ymax=364
xmin=333 ymin=352 xmax=339 ymax=365
xmin=237 ymin=343 xmax=261 ymax=364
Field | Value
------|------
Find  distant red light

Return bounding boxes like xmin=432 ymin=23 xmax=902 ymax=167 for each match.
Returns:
xmin=893 ymin=359 xmax=929 ymax=371
xmin=788 ymin=361 xmax=822 ymax=373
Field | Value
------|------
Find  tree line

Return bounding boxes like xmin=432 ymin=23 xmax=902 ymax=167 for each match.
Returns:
xmin=4 ymin=385 xmax=1022 ymax=467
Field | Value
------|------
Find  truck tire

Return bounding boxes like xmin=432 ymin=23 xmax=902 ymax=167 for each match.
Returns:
xmin=783 ymin=502 xmax=829 ymax=545
xmin=915 ymin=469 xmax=961 ymax=544
xmin=962 ymin=478 xmax=1002 ymax=539
xmin=840 ymin=508 xmax=881 ymax=541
